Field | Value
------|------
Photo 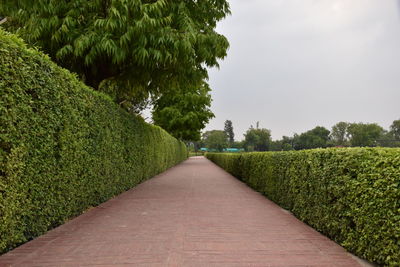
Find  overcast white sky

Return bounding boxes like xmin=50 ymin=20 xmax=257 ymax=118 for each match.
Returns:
xmin=205 ymin=0 xmax=400 ymax=140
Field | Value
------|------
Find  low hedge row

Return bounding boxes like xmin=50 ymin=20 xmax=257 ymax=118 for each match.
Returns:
xmin=206 ymin=149 xmax=400 ymax=266
xmin=0 ymin=29 xmax=187 ymax=253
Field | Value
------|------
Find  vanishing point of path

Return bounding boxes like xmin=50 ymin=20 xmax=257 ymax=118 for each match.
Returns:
xmin=0 ymin=157 xmax=368 ymax=267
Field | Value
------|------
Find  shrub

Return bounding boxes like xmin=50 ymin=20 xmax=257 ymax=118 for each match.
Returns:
xmin=0 ymin=29 xmax=187 ymax=253
xmin=206 ymin=148 xmax=400 ymax=266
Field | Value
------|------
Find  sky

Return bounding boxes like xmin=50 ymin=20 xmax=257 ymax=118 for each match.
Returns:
xmin=205 ymin=0 xmax=400 ymax=140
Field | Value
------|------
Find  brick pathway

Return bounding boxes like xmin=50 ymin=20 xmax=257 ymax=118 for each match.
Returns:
xmin=0 ymin=156 xmax=368 ymax=267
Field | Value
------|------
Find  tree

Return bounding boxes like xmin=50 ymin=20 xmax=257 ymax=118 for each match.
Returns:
xmin=376 ymin=130 xmax=400 ymax=147
xmin=347 ymin=123 xmax=384 ymax=147
xmin=390 ymin=119 xmax=400 ymax=140
xmin=202 ymin=130 xmax=228 ymax=152
xmin=152 ymin=81 xmax=214 ymax=141
xmin=271 ymin=136 xmax=294 ymax=151
xmin=330 ymin=122 xmax=350 ymax=146
xmin=224 ymin=120 xmax=234 ymax=146
xmin=232 ymin=140 xmax=245 ymax=149
xmin=244 ymin=126 xmax=272 ymax=151
xmin=293 ymin=126 xmax=330 ymax=150
xmin=1 ymin=0 xmax=230 ymax=112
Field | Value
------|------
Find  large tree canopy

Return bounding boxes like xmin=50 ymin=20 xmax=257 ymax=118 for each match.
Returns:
xmin=1 ymin=0 xmax=230 ymax=115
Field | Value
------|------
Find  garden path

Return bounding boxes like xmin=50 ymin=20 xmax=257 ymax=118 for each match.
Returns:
xmin=0 ymin=156 xmax=369 ymax=266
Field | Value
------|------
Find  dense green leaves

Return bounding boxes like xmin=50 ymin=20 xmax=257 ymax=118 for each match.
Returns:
xmin=347 ymin=123 xmax=384 ymax=147
xmin=152 ymin=81 xmax=214 ymax=141
xmin=270 ymin=136 xmax=294 ymax=151
xmin=293 ymin=126 xmax=330 ymax=150
xmin=207 ymin=149 xmax=400 ymax=266
xmin=0 ymin=29 xmax=187 ymax=254
xmin=390 ymin=119 xmax=400 ymax=141
xmin=244 ymin=126 xmax=272 ymax=151
xmin=224 ymin=120 xmax=234 ymax=145
xmin=1 ymin=0 xmax=230 ymax=120
xmin=202 ymin=130 xmax=228 ymax=151
xmin=270 ymin=120 xmax=400 ymax=151
xmin=330 ymin=122 xmax=350 ymax=146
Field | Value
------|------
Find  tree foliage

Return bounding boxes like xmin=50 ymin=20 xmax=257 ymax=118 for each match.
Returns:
xmin=202 ymin=130 xmax=228 ymax=152
xmin=152 ymin=81 xmax=214 ymax=141
xmin=347 ymin=123 xmax=384 ymax=147
xmin=244 ymin=126 xmax=272 ymax=151
xmin=224 ymin=120 xmax=234 ymax=145
xmin=330 ymin=122 xmax=350 ymax=146
xmin=390 ymin=119 xmax=400 ymax=140
xmin=1 ymin=0 xmax=230 ymax=136
xmin=293 ymin=126 xmax=330 ymax=150
xmin=271 ymin=136 xmax=294 ymax=151
xmin=261 ymin=120 xmax=399 ymax=151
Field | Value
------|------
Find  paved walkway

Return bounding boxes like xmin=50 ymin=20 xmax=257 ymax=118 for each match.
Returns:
xmin=0 ymin=157 xmax=367 ymax=267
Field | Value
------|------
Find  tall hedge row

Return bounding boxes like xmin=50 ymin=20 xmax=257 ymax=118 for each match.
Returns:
xmin=206 ymin=149 xmax=400 ymax=266
xmin=0 ymin=29 xmax=187 ymax=253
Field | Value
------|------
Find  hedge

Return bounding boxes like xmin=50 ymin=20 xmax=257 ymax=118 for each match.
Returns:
xmin=206 ymin=149 xmax=400 ymax=266
xmin=0 ymin=29 xmax=187 ymax=253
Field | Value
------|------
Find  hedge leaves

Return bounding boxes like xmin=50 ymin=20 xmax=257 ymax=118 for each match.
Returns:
xmin=0 ymin=29 xmax=187 ymax=253
xmin=207 ymin=148 xmax=400 ymax=266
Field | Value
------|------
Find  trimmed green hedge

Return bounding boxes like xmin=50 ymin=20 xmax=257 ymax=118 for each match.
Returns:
xmin=0 ymin=29 xmax=187 ymax=253
xmin=206 ymin=149 xmax=400 ymax=266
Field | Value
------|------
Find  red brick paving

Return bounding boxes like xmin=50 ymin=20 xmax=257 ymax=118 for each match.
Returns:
xmin=0 ymin=156 xmax=368 ymax=266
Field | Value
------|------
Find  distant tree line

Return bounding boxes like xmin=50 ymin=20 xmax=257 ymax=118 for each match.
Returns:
xmin=199 ymin=119 xmax=400 ymax=152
